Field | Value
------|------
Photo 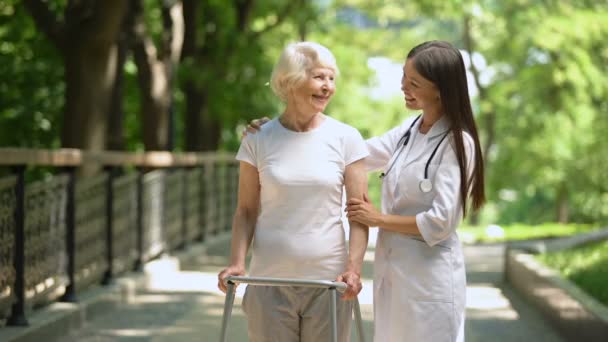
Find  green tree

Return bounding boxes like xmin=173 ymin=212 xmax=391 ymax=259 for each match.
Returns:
xmin=23 ymin=0 xmax=128 ymax=150
xmin=180 ymin=0 xmax=311 ymax=151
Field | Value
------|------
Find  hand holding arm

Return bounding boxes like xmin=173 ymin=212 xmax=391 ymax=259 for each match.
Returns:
xmin=346 ymin=195 xmax=421 ymax=236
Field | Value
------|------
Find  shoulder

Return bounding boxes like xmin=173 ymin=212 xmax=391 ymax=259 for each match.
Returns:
xmin=445 ymin=129 xmax=475 ymax=160
xmin=324 ymin=116 xmax=361 ymax=137
xmin=243 ymin=118 xmax=278 ymax=144
xmin=453 ymin=130 xmax=474 ymax=148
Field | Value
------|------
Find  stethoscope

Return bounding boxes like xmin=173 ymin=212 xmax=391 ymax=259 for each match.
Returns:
xmin=379 ymin=115 xmax=449 ymax=193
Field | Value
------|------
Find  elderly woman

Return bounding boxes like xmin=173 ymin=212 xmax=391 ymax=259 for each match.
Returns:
xmin=217 ymin=41 xmax=369 ymax=342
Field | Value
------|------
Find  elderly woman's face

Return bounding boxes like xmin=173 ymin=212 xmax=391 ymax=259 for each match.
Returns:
xmin=290 ymin=67 xmax=336 ymax=113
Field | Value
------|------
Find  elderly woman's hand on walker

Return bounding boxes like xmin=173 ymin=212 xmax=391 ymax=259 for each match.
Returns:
xmin=217 ymin=265 xmax=245 ymax=293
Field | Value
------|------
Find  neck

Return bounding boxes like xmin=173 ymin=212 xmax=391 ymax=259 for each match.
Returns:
xmin=419 ymin=110 xmax=442 ymax=133
xmin=280 ymin=109 xmax=323 ymax=132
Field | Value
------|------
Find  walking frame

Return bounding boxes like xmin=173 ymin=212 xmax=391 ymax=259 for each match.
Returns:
xmin=220 ymin=276 xmax=366 ymax=342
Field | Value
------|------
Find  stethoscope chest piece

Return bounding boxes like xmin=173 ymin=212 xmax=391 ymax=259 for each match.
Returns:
xmin=419 ymin=179 xmax=433 ymax=193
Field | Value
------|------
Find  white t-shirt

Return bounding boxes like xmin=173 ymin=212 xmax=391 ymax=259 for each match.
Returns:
xmin=236 ymin=116 xmax=368 ymax=280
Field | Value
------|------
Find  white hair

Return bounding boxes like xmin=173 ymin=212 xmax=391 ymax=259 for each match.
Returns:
xmin=270 ymin=41 xmax=339 ymax=102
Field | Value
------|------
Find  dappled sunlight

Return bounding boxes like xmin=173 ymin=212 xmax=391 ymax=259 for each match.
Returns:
xmin=100 ymin=328 xmax=153 ymax=337
xmin=466 ymin=307 xmax=518 ymax=321
xmin=466 ymin=284 xmax=513 ymax=311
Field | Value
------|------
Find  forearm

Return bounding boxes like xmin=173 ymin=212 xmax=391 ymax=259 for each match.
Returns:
xmin=344 ymin=159 xmax=369 ymax=275
xmin=377 ymin=214 xmax=422 ymax=236
xmin=347 ymin=221 xmax=368 ymax=275
xmin=229 ymin=208 xmax=257 ymax=267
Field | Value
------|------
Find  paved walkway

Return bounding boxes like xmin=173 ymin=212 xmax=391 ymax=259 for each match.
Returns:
xmin=65 ymin=230 xmax=565 ymax=341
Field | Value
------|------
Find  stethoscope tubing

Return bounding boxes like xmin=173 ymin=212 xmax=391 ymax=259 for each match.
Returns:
xmin=379 ymin=115 xmax=421 ymax=179
xmin=380 ymin=115 xmax=449 ymax=189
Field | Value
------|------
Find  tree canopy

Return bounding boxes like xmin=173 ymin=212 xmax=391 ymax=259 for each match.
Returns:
xmin=1 ymin=0 xmax=606 ymax=224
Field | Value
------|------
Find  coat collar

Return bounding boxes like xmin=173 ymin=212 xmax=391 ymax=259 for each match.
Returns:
xmin=415 ymin=115 xmax=450 ymax=138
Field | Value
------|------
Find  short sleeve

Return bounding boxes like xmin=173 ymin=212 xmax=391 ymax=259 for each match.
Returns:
xmin=235 ymin=134 xmax=257 ymax=167
xmin=343 ymin=126 xmax=369 ymax=165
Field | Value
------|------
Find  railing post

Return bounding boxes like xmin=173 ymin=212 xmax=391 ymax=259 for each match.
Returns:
xmin=180 ymin=167 xmax=189 ymax=249
xmin=7 ymin=165 xmax=27 ymax=326
xmin=133 ymin=168 xmax=144 ymax=272
xmin=60 ymin=167 xmax=78 ymax=302
xmin=197 ymin=164 xmax=205 ymax=242
xmin=102 ymin=166 xmax=116 ymax=285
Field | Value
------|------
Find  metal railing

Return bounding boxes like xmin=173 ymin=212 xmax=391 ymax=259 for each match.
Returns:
xmin=0 ymin=148 xmax=239 ymax=326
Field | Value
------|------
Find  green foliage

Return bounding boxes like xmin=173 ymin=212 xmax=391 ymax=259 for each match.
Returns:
xmin=459 ymin=223 xmax=601 ymax=243
xmin=0 ymin=1 xmax=63 ymax=148
xmin=537 ymin=239 xmax=608 ymax=306
xmin=3 ymin=0 xmax=607 ymax=225
xmin=462 ymin=1 xmax=608 ymax=223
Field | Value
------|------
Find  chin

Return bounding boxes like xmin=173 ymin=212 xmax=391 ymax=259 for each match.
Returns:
xmin=315 ymin=104 xmax=329 ymax=112
xmin=405 ymin=103 xmax=420 ymax=110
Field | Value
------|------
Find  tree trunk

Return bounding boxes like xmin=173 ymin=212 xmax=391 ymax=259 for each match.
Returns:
xmin=184 ymin=81 xmax=204 ymax=151
xmin=131 ymin=0 xmax=183 ymax=151
xmin=62 ymin=1 xmax=128 ymax=150
xmin=63 ymin=39 xmax=120 ymax=150
xmin=106 ymin=20 xmax=131 ymax=151
xmin=201 ymin=104 xmax=221 ymax=151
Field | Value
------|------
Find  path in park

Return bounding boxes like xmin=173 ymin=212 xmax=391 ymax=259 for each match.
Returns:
xmin=65 ymin=230 xmax=565 ymax=341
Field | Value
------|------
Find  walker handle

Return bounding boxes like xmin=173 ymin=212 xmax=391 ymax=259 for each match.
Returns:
xmin=224 ymin=276 xmax=348 ymax=293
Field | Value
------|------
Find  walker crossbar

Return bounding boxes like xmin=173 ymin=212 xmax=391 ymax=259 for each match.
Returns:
xmin=225 ymin=275 xmax=348 ymax=291
xmin=219 ymin=275 xmax=366 ymax=342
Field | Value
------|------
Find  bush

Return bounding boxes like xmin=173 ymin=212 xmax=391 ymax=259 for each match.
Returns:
xmin=536 ymin=240 xmax=608 ymax=306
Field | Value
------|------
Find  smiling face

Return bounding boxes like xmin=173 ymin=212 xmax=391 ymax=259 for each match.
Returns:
xmin=401 ymin=58 xmax=442 ymax=113
xmin=288 ymin=66 xmax=336 ymax=114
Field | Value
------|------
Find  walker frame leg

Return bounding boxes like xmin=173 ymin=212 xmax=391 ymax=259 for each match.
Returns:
xmin=329 ymin=287 xmax=338 ymax=342
xmin=219 ymin=282 xmax=236 ymax=342
xmin=354 ymin=298 xmax=365 ymax=342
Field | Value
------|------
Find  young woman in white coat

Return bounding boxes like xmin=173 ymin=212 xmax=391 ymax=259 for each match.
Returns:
xmin=244 ymin=40 xmax=485 ymax=341
xmin=345 ymin=40 xmax=485 ymax=342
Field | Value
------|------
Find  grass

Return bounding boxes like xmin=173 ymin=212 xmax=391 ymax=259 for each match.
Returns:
xmin=458 ymin=223 xmax=601 ymax=243
xmin=536 ymin=240 xmax=608 ymax=307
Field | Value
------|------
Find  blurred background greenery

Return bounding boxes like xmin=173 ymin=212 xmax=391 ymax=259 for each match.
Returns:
xmin=1 ymin=0 xmax=607 ymax=227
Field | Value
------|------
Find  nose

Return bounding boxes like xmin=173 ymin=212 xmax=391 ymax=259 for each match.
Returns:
xmin=323 ymin=81 xmax=334 ymax=94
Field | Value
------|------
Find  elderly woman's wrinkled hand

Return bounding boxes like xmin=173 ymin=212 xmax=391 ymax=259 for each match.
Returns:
xmin=336 ymin=270 xmax=362 ymax=300
xmin=217 ymin=265 xmax=246 ymax=293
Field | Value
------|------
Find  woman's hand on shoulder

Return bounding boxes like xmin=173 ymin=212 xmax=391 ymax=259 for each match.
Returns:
xmin=217 ymin=265 xmax=246 ymax=293
xmin=241 ymin=116 xmax=271 ymax=138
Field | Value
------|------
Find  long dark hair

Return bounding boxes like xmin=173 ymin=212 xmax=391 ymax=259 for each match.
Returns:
xmin=407 ymin=40 xmax=485 ymax=216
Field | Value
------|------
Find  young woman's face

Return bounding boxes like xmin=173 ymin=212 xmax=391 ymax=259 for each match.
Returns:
xmin=289 ymin=67 xmax=336 ymax=113
xmin=401 ymin=58 xmax=441 ymax=112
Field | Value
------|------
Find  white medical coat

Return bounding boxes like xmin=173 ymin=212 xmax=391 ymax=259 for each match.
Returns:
xmin=366 ymin=115 xmax=473 ymax=342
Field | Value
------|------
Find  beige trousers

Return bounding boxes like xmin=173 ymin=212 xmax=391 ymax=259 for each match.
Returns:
xmin=242 ymin=285 xmax=353 ymax=342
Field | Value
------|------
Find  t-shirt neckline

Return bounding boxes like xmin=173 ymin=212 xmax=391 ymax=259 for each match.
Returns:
xmin=276 ymin=114 xmax=329 ymax=135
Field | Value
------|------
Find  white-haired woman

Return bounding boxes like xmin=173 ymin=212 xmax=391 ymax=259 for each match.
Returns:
xmin=218 ymin=41 xmax=369 ymax=342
